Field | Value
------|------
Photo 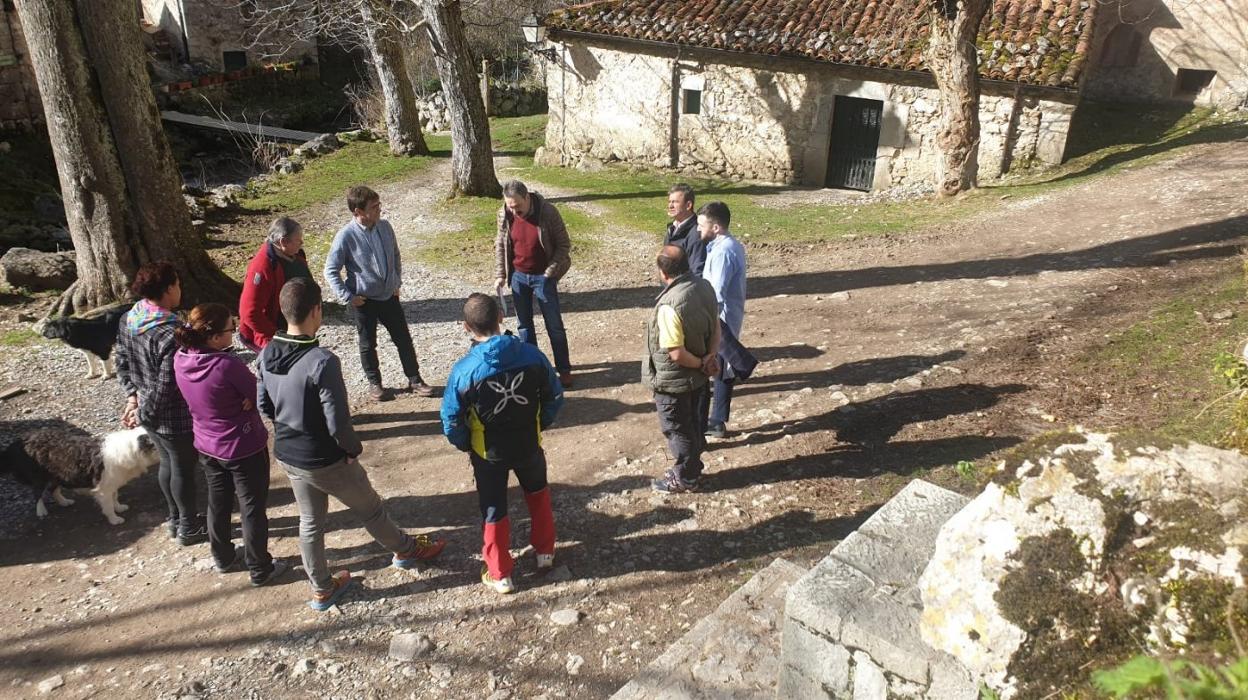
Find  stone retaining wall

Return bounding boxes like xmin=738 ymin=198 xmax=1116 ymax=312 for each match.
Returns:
xmin=417 ymin=86 xmax=547 ymax=132
xmin=0 ymin=5 xmax=43 ymax=131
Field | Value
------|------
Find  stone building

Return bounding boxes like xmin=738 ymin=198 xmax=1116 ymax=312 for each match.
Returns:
xmin=539 ymin=0 xmax=1099 ymax=190
xmin=1083 ymin=0 xmax=1248 ymax=109
xmin=140 ymin=0 xmax=316 ymax=71
xmin=0 ymin=2 xmax=43 ymax=131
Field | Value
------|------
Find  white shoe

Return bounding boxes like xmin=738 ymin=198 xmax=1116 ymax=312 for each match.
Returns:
xmin=481 ymin=567 xmax=515 ymax=594
xmin=536 ymin=553 xmax=555 ymax=569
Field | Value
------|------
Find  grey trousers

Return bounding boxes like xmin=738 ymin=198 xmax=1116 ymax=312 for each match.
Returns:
xmin=281 ymin=458 xmax=413 ymax=594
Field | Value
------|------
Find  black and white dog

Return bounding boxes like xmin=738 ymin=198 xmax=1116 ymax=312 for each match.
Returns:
xmin=34 ymin=301 xmax=134 ymax=379
xmin=1 ymin=426 xmax=159 ymax=524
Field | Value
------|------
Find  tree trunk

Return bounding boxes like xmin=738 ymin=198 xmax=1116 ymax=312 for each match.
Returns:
xmin=362 ymin=0 xmax=430 ymax=157
xmin=14 ymin=0 xmax=239 ymax=315
xmin=923 ymin=0 xmax=991 ymax=197
xmin=415 ymin=0 xmax=500 ymax=198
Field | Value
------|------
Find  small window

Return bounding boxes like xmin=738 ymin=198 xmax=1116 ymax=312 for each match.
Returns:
xmin=223 ymin=50 xmax=248 ymax=72
xmin=682 ymin=89 xmax=702 ymax=115
xmin=1175 ymin=69 xmax=1216 ymax=96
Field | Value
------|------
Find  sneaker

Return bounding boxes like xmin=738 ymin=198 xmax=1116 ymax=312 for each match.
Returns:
xmin=558 ymin=372 xmax=574 ymax=388
xmin=705 ymin=423 xmax=727 ymax=439
xmin=408 ymin=378 xmax=436 ymax=398
xmin=250 ymin=559 xmax=289 ymax=587
xmin=652 ymin=473 xmax=699 ymax=494
xmin=536 ymin=553 xmax=555 ymax=570
xmin=309 ymin=570 xmax=355 ymax=611
xmin=369 ymin=384 xmax=394 ymax=402
xmin=392 ymin=533 xmax=448 ymax=570
xmin=177 ymin=523 xmax=209 ymax=546
xmin=481 ymin=566 xmax=515 ymax=594
xmin=214 ymin=546 xmax=244 ymax=574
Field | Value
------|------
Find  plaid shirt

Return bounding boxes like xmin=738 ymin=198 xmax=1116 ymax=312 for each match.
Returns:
xmin=115 ymin=322 xmax=193 ymax=435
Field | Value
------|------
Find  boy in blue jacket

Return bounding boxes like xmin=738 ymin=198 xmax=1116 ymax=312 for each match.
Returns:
xmin=441 ymin=293 xmax=564 ymax=594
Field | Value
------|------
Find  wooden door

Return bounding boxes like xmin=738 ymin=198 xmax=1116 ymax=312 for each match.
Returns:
xmin=826 ymin=96 xmax=883 ymax=191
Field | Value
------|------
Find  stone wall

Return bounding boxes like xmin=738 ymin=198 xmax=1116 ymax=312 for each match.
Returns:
xmin=1083 ymin=0 xmax=1248 ymax=109
xmin=543 ymin=38 xmax=1079 ymax=189
xmin=141 ymin=0 xmax=316 ymax=70
xmin=0 ymin=5 xmax=43 ymax=131
xmin=416 ymin=86 xmax=547 ymax=133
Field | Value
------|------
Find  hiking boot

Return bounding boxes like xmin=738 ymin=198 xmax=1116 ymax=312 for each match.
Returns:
xmin=481 ymin=566 xmax=515 ymax=594
xmin=652 ymin=472 xmax=698 ymax=494
xmin=558 ymin=372 xmax=574 ymax=388
xmin=309 ymin=570 xmax=355 ymax=612
xmin=408 ymin=378 xmax=436 ymax=398
xmin=536 ymin=553 xmax=555 ymax=570
xmin=250 ymin=559 xmax=289 ymax=587
xmin=214 ymin=546 xmax=244 ymax=574
xmin=369 ymin=384 xmax=394 ymax=402
xmin=177 ymin=523 xmax=209 ymax=546
xmin=704 ymin=423 xmax=727 ymax=439
xmin=392 ymin=533 xmax=447 ymax=570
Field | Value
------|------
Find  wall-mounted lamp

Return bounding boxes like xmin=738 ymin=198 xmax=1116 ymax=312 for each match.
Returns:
xmin=521 ymin=14 xmax=559 ymax=62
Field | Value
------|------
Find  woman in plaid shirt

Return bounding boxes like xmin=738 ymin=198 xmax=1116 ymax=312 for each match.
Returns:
xmin=115 ymin=261 xmax=206 ymax=546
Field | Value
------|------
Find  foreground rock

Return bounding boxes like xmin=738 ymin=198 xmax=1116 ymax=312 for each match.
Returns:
xmin=0 ymin=247 xmax=76 ymax=291
xmin=920 ymin=431 xmax=1248 ymax=698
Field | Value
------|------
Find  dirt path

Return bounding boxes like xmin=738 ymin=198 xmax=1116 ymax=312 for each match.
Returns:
xmin=1 ymin=142 xmax=1246 ymax=699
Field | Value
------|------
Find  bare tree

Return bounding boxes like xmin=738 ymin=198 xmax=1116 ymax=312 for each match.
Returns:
xmin=362 ymin=1 xmax=430 ymax=155
xmin=923 ymin=0 xmax=993 ymax=197
xmin=15 ymin=0 xmax=239 ymax=315
xmin=409 ymin=0 xmax=500 ymax=197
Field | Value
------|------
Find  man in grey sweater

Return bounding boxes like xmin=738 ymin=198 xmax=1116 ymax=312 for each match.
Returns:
xmin=324 ymin=185 xmax=433 ymax=401
xmin=258 ymin=278 xmax=447 ymax=611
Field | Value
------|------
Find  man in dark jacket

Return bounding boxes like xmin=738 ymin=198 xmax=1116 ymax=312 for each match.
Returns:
xmin=643 ymin=245 xmax=720 ymax=494
xmin=239 ymin=217 xmax=310 ymax=351
xmin=493 ymin=179 xmax=574 ymax=387
xmin=663 ymin=184 xmax=706 ymax=276
xmin=441 ymin=293 xmax=564 ymax=594
xmin=257 ymin=278 xmax=446 ymax=612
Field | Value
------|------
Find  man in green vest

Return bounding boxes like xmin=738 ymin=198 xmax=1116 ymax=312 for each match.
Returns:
xmin=643 ymin=245 xmax=721 ymax=493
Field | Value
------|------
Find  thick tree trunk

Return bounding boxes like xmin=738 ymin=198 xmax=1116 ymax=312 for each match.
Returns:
xmin=924 ymin=0 xmax=991 ymax=197
xmin=15 ymin=0 xmax=239 ymax=315
xmin=362 ymin=0 xmax=430 ymax=157
xmin=415 ymin=0 xmax=500 ymax=198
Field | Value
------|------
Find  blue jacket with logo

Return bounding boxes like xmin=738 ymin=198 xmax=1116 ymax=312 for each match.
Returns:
xmin=441 ymin=334 xmax=564 ymax=461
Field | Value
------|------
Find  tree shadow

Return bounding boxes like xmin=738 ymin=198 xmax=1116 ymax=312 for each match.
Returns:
xmin=825 ymin=349 xmax=966 ymax=386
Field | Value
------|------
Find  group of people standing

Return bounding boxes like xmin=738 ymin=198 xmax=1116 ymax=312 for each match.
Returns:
xmin=107 ymin=177 xmax=746 ymax=609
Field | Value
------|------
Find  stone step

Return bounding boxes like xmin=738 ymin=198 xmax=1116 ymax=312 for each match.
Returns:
xmin=780 ymin=479 xmax=978 ymax=699
xmin=611 ymin=558 xmax=808 ymax=700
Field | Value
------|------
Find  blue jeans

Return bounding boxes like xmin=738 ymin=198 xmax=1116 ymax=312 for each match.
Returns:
xmin=510 ymin=271 xmax=571 ymax=373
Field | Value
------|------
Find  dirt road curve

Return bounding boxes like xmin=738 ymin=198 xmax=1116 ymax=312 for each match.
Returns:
xmin=1 ymin=141 xmax=1245 ymax=699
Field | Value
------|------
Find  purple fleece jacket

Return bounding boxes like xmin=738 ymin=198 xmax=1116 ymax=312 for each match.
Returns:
xmin=174 ymin=348 xmax=269 ymax=461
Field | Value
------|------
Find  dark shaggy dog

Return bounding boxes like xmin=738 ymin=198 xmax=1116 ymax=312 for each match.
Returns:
xmin=1 ymin=426 xmax=159 ymax=524
xmin=35 ymin=301 xmax=134 ymax=379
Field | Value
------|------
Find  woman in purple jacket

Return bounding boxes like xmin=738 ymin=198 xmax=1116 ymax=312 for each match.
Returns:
xmin=174 ymin=303 xmax=285 ymax=586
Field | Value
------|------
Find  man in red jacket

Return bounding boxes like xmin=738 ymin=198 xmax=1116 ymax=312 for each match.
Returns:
xmin=239 ymin=217 xmax=310 ymax=351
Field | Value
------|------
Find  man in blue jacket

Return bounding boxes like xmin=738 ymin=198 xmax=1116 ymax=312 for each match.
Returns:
xmin=441 ymin=293 xmax=564 ymax=594
xmin=324 ymin=185 xmax=433 ymax=401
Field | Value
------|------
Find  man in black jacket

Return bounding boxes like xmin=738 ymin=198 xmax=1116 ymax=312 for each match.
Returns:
xmin=663 ymin=184 xmax=706 ymax=276
xmin=258 ymin=278 xmax=446 ymax=611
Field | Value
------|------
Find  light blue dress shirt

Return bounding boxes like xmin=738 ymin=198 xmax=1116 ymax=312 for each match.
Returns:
xmin=703 ymin=231 xmax=747 ymax=338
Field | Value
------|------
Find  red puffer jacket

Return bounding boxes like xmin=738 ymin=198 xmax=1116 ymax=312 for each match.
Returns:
xmin=238 ymin=242 xmax=308 ymax=350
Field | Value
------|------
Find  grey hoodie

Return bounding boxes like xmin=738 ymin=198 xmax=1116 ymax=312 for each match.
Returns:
xmin=257 ymin=333 xmax=362 ymax=469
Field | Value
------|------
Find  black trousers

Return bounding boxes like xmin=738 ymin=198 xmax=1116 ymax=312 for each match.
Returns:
xmin=654 ymin=387 xmax=707 ymax=482
xmin=470 ymin=451 xmax=549 ymax=523
xmin=147 ymin=430 xmax=199 ymax=530
xmin=201 ymin=450 xmax=273 ymax=581
xmin=354 ymin=295 xmax=421 ymax=386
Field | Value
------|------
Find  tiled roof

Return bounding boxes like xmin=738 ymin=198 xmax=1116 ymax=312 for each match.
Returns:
xmin=545 ymin=0 xmax=1097 ymax=88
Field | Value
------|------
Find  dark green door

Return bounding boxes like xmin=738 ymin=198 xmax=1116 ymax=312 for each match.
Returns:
xmin=826 ymin=96 xmax=883 ymax=191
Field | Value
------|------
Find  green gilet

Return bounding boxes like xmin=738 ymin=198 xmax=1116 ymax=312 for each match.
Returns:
xmin=642 ymin=272 xmax=718 ymax=394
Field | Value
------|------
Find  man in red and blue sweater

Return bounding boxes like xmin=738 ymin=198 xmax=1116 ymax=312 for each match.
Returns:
xmin=441 ymin=293 xmax=564 ymax=594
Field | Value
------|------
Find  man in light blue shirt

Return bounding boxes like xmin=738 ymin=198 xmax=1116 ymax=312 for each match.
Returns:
xmin=697 ymin=201 xmax=747 ymax=438
xmin=324 ymin=185 xmax=434 ymax=401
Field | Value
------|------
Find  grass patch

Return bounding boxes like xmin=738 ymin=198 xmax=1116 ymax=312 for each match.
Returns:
xmin=491 ymin=114 xmax=548 ymax=156
xmin=1082 ymin=265 xmax=1248 ymax=445
xmin=239 ymin=136 xmax=451 ymax=214
xmin=0 ymin=328 xmax=40 ymax=346
xmin=420 ymin=194 xmax=599 ymax=273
